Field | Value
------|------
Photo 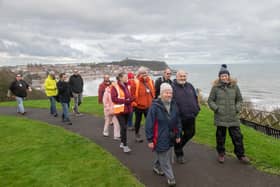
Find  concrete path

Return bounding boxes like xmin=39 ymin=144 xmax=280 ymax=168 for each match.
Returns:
xmin=1 ymin=107 xmax=279 ymax=187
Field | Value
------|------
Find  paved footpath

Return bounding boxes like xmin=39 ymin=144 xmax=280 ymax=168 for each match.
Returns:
xmin=1 ymin=107 xmax=279 ymax=187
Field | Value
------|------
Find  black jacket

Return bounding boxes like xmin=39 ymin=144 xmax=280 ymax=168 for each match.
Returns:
xmin=154 ymin=76 xmax=172 ymax=98
xmin=69 ymin=74 xmax=83 ymax=93
xmin=57 ymin=80 xmax=71 ymax=103
xmin=172 ymin=80 xmax=200 ymax=120
xmin=9 ymin=80 xmax=29 ymax=97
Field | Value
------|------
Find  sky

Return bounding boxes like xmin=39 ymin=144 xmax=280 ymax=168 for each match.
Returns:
xmin=0 ymin=0 xmax=280 ymax=66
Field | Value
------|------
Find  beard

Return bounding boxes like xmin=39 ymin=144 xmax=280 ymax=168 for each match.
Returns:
xmin=177 ymin=80 xmax=186 ymax=85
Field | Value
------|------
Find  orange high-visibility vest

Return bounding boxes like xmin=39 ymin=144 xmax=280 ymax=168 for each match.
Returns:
xmin=112 ymin=83 xmax=125 ymax=114
xmin=132 ymin=78 xmax=155 ymax=107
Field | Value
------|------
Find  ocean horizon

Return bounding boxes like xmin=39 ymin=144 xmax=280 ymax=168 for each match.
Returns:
xmin=83 ymin=63 xmax=280 ymax=111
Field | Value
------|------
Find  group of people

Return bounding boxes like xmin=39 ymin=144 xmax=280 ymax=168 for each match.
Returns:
xmin=8 ymin=64 xmax=250 ymax=187
xmin=8 ymin=70 xmax=84 ymax=125
xmin=98 ymin=64 xmax=250 ymax=187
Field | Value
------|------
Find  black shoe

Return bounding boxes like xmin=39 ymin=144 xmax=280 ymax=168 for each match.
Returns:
xmin=67 ymin=122 xmax=72 ymax=125
xmin=54 ymin=113 xmax=58 ymax=117
xmin=176 ymin=156 xmax=185 ymax=164
xmin=153 ymin=167 xmax=164 ymax=176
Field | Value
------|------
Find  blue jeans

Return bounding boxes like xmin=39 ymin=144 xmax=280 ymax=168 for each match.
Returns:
xmin=49 ymin=96 xmax=57 ymax=115
xmin=61 ymin=102 xmax=70 ymax=121
xmin=15 ymin=96 xmax=24 ymax=113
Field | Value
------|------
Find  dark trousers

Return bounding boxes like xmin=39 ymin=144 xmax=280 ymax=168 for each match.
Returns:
xmin=117 ymin=114 xmax=129 ymax=146
xmin=134 ymin=108 xmax=148 ymax=135
xmin=216 ymin=126 xmax=245 ymax=158
xmin=174 ymin=118 xmax=196 ymax=157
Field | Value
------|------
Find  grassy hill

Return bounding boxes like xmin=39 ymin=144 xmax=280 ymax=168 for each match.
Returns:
xmin=0 ymin=115 xmax=143 ymax=187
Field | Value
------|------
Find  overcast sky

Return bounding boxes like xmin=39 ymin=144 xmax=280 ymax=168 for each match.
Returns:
xmin=0 ymin=0 xmax=280 ymax=66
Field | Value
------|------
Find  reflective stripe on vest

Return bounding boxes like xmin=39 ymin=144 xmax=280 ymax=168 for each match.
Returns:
xmin=112 ymin=83 xmax=125 ymax=114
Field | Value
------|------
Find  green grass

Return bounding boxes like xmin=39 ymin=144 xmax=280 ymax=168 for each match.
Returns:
xmin=0 ymin=115 xmax=143 ymax=187
xmin=1 ymin=97 xmax=280 ymax=175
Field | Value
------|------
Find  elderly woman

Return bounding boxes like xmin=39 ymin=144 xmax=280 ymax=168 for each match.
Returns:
xmin=208 ymin=64 xmax=250 ymax=164
xmin=145 ymin=83 xmax=181 ymax=187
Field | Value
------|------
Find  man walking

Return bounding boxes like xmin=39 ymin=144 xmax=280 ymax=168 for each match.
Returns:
xmin=172 ymin=70 xmax=200 ymax=164
xmin=8 ymin=74 xmax=32 ymax=115
xmin=154 ymin=68 xmax=172 ymax=98
xmin=69 ymin=70 xmax=84 ymax=115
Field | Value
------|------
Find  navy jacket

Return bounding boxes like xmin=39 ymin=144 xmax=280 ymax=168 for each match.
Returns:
xmin=145 ymin=99 xmax=181 ymax=152
xmin=57 ymin=80 xmax=71 ymax=103
xmin=172 ymin=80 xmax=200 ymax=120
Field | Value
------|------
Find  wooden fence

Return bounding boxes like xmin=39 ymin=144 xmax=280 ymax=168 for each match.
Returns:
xmin=240 ymin=107 xmax=280 ymax=139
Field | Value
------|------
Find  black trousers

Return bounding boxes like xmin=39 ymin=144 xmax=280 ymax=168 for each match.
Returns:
xmin=117 ymin=114 xmax=129 ymax=146
xmin=216 ymin=126 xmax=245 ymax=158
xmin=134 ymin=108 xmax=148 ymax=135
xmin=174 ymin=118 xmax=196 ymax=157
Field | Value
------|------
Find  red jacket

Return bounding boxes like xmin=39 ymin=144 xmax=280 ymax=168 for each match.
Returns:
xmin=98 ymin=81 xmax=111 ymax=104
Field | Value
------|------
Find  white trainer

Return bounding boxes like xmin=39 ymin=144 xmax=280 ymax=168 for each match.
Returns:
xmin=123 ymin=146 xmax=131 ymax=153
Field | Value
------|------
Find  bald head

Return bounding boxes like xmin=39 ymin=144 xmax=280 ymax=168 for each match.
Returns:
xmin=176 ymin=70 xmax=188 ymax=85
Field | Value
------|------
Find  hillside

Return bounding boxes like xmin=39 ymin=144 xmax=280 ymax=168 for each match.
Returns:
xmin=0 ymin=69 xmax=47 ymax=102
xmin=99 ymin=58 xmax=169 ymax=71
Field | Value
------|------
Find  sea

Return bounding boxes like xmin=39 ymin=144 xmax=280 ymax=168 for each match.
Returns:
xmin=83 ymin=63 xmax=280 ymax=111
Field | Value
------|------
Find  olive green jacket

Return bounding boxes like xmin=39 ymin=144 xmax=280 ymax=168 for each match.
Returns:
xmin=207 ymin=79 xmax=243 ymax=127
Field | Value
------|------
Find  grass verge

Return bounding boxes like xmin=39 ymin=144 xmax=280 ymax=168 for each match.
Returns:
xmin=0 ymin=115 xmax=143 ymax=187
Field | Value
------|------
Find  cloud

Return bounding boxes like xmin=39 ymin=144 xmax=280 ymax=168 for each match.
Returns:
xmin=0 ymin=0 xmax=280 ymax=65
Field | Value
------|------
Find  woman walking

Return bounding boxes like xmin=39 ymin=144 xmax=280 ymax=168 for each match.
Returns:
xmin=111 ymin=72 xmax=134 ymax=153
xmin=208 ymin=64 xmax=250 ymax=164
xmin=145 ymin=83 xmax=181 ymax=187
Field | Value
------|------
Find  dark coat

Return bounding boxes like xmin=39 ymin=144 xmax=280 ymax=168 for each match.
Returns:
xmin=9 ymin=80 xmax=30 ymax=97
xmin=57 ymin=80 xmax=71 ymax=103
xmin=145 ymin=99 xmax=181 ymax=152
xmin=154 ymin=76 xmax=172 ymax=98
xmin=69 ymin=74 xmax=83 ymax=93
xmin=172 ymin=80 xmax=200 ymax=120
xmin=207 ymin=79 xmax=243 ymax=127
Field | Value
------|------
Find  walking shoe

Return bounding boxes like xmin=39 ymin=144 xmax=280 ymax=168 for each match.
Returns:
xmin=120 ymin=143 xmax=124 ymax=149
xmin=239 ymin=156 xmax=250 ymax=164
xmin=54 ymin=113 xmax=58 ymax=117
xmin=218 ymin=154 xmax=225 ymax=164
xmin=167 ymin=178 xmax=176 ymax=187
xmin=103 ymin=132 xmax=109 ymax=137
xmin=176 ymin=156 xmax=185 ymax=164
xmin=153 ymin=167 xmax=164 ymax=176
xmin=123 ymin=146 xmax=131 ymax=153
xmin=67 ymin=122 xmax=72 ymax=125
xmin=135 ymin=134 xmax=143 ymax=143
xmin=75 ymin=112 xmax=83 ymax=116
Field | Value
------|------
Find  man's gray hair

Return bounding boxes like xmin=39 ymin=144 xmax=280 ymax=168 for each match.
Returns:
xmin=160 ymin=83 xmax=172 ymax=94
xmin=137 ymin=66 xmax=148 ymax=75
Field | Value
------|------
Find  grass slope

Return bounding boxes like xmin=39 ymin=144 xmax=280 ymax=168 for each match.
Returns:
xmin=0 ymin=116 xmax=143 ymax=187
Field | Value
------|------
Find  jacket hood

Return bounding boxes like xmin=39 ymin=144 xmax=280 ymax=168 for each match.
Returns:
xmin=213 ymin=78 xmax=237 ymax=86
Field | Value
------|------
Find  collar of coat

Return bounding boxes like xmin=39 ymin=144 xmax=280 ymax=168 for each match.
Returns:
xmin=213 ymin=78 xmax=237 ymax=87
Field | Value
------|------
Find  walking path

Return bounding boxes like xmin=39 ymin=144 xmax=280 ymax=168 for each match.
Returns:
xmin=1 ymin=107 xmax=279 ymax=187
